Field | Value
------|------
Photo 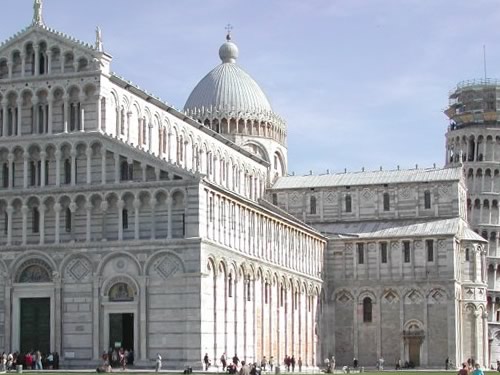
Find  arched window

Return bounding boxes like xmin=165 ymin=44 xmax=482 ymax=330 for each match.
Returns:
xmin=465 ymin=248 xmax=470 ymax=261
xmin=265 ymin=282 xmax=269 ymax=304
xmin=4 ymin=212 xmax=7 ymax=234
xmin=345 ymin=194 xmax=352 ymax=213
xmin=122 ymin=209 xmax=128 ymax=229
xmin=383 ymin=192 xmax=390 ymax=211
xmin=64 ymin=159 xmax=71 ymax=184
xmin=363 ymin=297 xmax=372 ymax=322
xmin=32 ymin=207 xmax=40 ymax=234
xmin=424 ymin=190 xmax=431 ymax=209
xmin=2 ymin=163 xmax=8 ymax=188
xmin=310 ymin=196 xmax=317 ymax=214
xmin=65 ymin=207 xmax=72 ymax=233
xmin=246 ymin=276 xmax=251 ymax=302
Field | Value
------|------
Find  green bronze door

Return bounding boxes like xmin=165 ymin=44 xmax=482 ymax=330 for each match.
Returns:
xmin=20 ymin=298 xmax=50 ymax=354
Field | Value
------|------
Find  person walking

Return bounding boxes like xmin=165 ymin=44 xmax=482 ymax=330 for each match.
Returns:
xmin=155 ymin=353 xmax=162 ymax=372
xmin=221 ymin=353 xmax=227 ymax=372
xmin=298 ymin=358 xmax=303 ymax=372
xmin=35 ymin=351 xmax=42 ymax=370
xmin=204 ymin=353 xmax=210 ymax=371
xmin=239 ymin=361 xmax=250 ymax=375
xmin=269 ymin=356 xmax=274 ymax=372
xmin=458 ymin=363 xmax=469 ymax=375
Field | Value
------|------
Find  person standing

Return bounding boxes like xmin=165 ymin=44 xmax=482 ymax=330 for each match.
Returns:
xmin=261 ymin=356 xmax=268 ymax=371
xmin=291 ymin=356 xmax=296 ymax=372
xmin=221 ymin=353 xmax=227 ymax=372
xmin=239 ymin=361 xmax=250 ymax=375
xmin=458 ymin=363 xmax=469 ymax=375
xmin=353 ymin=358 xmax=358 ymax=369
xmin=35 ymin=351 xmax=42 ymax=370
xmin=298 ymin=358 xmax=302 ymax=372
xmin=204 ymin=353 xmax=210 ymax=371
xmin=269 ymin=356 xmax=274 ymax=372
xmin=155 ymin=353 xmax=162 ymax=372
xmin=233 ymin=354 xmax=240 ymax=367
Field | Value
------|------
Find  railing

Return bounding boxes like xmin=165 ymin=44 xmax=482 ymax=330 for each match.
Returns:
xmin=452 ymin=78 xmax=500 ymax=93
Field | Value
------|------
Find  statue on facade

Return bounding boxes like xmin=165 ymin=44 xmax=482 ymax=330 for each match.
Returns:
xmin=96 ymin=26 xmax=103 ymax=52
xmin=33 ymin=0 xmax=44 ymax=26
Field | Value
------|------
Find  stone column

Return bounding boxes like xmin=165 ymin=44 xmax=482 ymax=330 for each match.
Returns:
xmin=40 ymin=151 xmax=46 ymax=187
xmin=6 ymin=205 xmax=13 ymax=245
xmin=20 ymin=53 xmax=26 ymax=77
xmin=150 ymin=198 xmax=157 ymax=240
xmin=126 ymin=111 xmax=131 ymax=142
xmin=47 ymin=95 xmax=53 ymax=134
xmin=16 ymin=97 xmax=23 ymax=136
xmin=92 ymin=277 xmax=101 ymax=360
xmin=100 ymin=201 xmax=108 ymax=241
xmin=79 ymin=94 xmax=85 ymax=131
xmin=31 ymin=98 xmax=39 ymax=134
xmin=7 ymin=153 xmax=13 ymax=188
xmin=101 ymin=150 xmax=107 ymax=184
xmin=148 ymin=123 xmax=153 ymax=152
xmin=139 ymin=276 xmax=148 ymax=361
xmin=1 ymin=100 xmax=8 ymax=137
xmin=34 ymin=45 xmax=40 ymax=76
xmin=69 ymin=202 xmax=77 ymax=241
xmin=55 ymin=150 xmax=61 ymax=187
xmin=39 ymin=205 xmax=45 ymax=245
xmin=54 ymin=272 xmax=62 ymax=355
xmin=97 ymin=96 xmax=102 ymax=132
xmin=21 ymin=204 xmax=27 ymax=245
xmin=23 ymin=152 xmax=29 ymax=188
xmin=167 ymin=196 xmax=173 ymax=239
xmin=494 ymin=266 xmax=498 ymax=290
xmin=47 ymin=50 xmax=52 ymax=75
xmin=85 ymin=202 xmax=92 ymax=242
xmin=483 ymin=312 xmax=489 ymax=367
xmin=86 ymin=148 xmax=92 ymax=184
xmin=63 ymin=95 xmax=69 ymax=133
xmin=7 ymin=61 xmax=12 ymax=79
xmin=133 ymin=198 xmax=140 ymax=240
xmin=117 ymin=199 xmax=124 ymax=241
xmin=54 ymin=203 xmax=61 ymax=244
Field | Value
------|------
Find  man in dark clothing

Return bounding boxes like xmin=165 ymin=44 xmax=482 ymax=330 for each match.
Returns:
xmin=353 ymin=358 xmax=358 ymax=369
xmin=204 ymin=353 xmax=210 ymax=371
xmin=233 ymin=354 xmax=240 ymax=367
xmin=291 ymin=356 xmax=296 ymax=372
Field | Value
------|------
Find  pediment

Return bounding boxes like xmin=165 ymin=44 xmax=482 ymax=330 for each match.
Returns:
xmin=0 ymin=25 xmax=111 ymax=73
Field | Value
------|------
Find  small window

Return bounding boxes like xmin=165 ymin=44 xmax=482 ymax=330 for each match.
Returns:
xmin=383 ymin=192 xmax=390 ymax=211
xmin=310 ymin=196 xmax=317 ymax=215
xmin=345 ymin=194 xmax=352 ymax=213
xmin=45 ymin=160 xmax=49 ymax=185
xmin=32 ymin=207 xmax=40 ymax=234
xmin=424 ymin=190 xmax=431 ymax=209
xmin=120 ymin=161 xmax=130 ymax=181
xmin=228 ymin=274 xmax=233 ymax=298
xmin=280 ymin=286 xmax=284 ymax=307
xmin=4 ymin=212 xmax=7 ymax=234
xmin=30 ymin=161 xmax=36 ymax=186
xmin=122 ymin=209 xmax=128 ymax=229
xmin=265 ymin=282 xmax=269 ymax=304
xmin=465 ymin=248 xmax=470 ymax=261
xmin=426 ymin=240 xmax=434 ymax=262
xmin=403 ymin=241 xmax=411 ymax=263
xmin=209 ymin=197 xmax=214 ymax=222
xmin=357 ymin=243 xmax=364 ymax=264
xmin=270 ymin=193 xmax=277 ymax=206
xmin=294 ymin=291 xmax=298 ymax=310
xmin=65 ymin=207 xmax=72 ymax=233
xmin=380 ymin=242 xmax=388 ymax=264
xmin=363 ymin=297 xmax=372 ymax=323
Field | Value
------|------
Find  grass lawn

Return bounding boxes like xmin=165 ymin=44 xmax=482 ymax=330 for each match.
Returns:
xmin=9 ymin=372 xmax=500 ymax=375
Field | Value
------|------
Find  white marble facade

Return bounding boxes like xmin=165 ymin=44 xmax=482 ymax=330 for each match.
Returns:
xmin=0 ymin=1 xmax=493 ymax=370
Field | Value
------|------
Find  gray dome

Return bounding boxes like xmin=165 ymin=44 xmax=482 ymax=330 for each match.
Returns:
xmin=184 ymin=39 xmax=273 ymax=115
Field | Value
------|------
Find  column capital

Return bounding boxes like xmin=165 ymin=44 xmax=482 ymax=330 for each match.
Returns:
xmin=16 ymin=97 xmax=23 ymax=106
xmin=100 ymin=201 xmax=109 ymax=212
xmin=133 ymin=199 xmax=141 ymax=210
xmin=40 ymin=151 xmax=47 ymax=159
xmin=54 ymin=203 xmax=62 ymax=213
xmin=69 ymin=202 xmax=77 ymax=212
xmin=86 ymin=148 xmax=93 ymax=158
xmin=85 ymin=202 xmax=93 ymax=211
xmin=6 ymin=205 xmax=13 ymax=214
xmin=38 ymin=205 xmax=46 ymax=213
xmin=21 ymin=205 xmax=28 ymax=214
xmin=117 ymin=200 xmax=125 ymax=210
xmin=54 ymin=150 xmax=62 ymax=159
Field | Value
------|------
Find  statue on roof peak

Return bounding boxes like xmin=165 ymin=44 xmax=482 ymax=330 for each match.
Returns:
xmin=96 ymin=26 xmax=103 ymax=52
xmin=33 ymin=0 xmax=44 ymax=26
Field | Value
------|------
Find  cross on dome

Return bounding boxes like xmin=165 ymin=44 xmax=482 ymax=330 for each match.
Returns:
xmin=225 ymin=24 xmax=233 ymax=41
xmin=32 ymin=0 xmax=44 ymax=26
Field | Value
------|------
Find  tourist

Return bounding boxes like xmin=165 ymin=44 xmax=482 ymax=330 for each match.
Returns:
xmin=458 ymin=363 xmax=469 ymax=375
xmin=269 ymin=356 xmax=274 ymax=372
xmin=261 ymin=356 xmax=267 ymax=371
xmin=298 ymin=357 xmax=302 ymax=372
xmin=46 ymin=352 xmax=54 ymax=369
xmin=239 ymin=361 xmax=250 ymax=375
xmin=1 ymin=352 xmax=6 ymax=373
xmin=119 ymin=348 xmax=126 ymax=371
xmin=331 ymin=356 xmax=336 ymax=372
xmin=233 ymin=354 xmax=240 ymax=367
xmin=53 ymin=352 xmax=59 ymax=370
xmin=353 ymin=358 xmax=358 ymax=369
xmin=204 ymin=353 xmax=210 ymax=371
xmin=472 ymin=363 xmax=484 ymax=375
xmin=155 ymin=353 xmax=162 ymax=372
xmin=291 ymin=356 xmax=296 ymax=372
xmin=221 ymin=353 xmax=227 ymax=371
xmin=446 ymin=357 xmax=450 ymax=370
xmin=324 ymin=357 xmax=330 ymax=373
xmin=24 ymin=352 xmax=32 ymax=370
xmin=34 ymin=351 xmax=42 ymax=370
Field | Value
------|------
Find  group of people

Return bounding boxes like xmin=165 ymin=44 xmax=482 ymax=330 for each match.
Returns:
xmin=203 ymin=353 xmax=301 ymax=374
xmin=97 ymin=348 xmax=134 ymax=373
xmin=0 ymin=351 xmax=59 ymax=371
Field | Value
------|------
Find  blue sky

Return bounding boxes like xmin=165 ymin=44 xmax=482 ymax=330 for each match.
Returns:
xmin=3 ymin=0 xmax=500 ymax=175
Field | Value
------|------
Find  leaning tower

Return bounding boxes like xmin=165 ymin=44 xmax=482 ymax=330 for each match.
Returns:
xmin=445 ymin=78 xmax=500 ymax=361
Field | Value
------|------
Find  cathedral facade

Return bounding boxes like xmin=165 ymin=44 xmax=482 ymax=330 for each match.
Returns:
xmin=0 ymin=1 xmax=493 ymax=369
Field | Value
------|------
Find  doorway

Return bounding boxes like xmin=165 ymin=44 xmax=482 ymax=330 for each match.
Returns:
xmin=408 ymin=338 xmax=421 ymax=366
xmin=109 ymin=313 xmax=134 ymax=351
xmin=20 ymin=298 xmax=50 ymax=354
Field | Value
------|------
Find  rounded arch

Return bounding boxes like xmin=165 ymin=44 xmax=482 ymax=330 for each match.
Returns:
xmin=96 ymin=251 xmax=142 ymax=276
xmin=101 ymin=274 xmax=140 ymax=298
